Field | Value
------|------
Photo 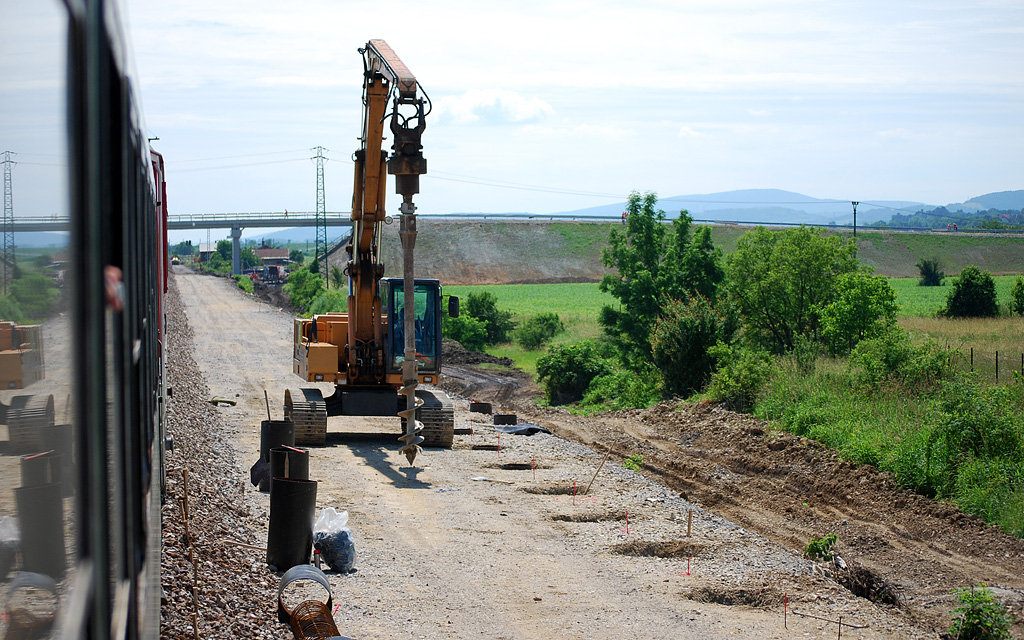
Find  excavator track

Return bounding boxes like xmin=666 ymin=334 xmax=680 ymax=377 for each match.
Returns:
xmin=6 ymin=394 xmax=55 ymax=454
xmin=284 ymin=388 xmax=327 ymax=446
xmin=411 ymin=389 xmax=454 ymax=448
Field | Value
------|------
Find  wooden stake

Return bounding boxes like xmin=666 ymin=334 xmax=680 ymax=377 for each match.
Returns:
xmin=687 ymin=509 xmax=692 ymax=537
xmin=583 ymin=452 xmax=610 ymax=495
xmin=264 ymin=389 xmax=272 ymax=422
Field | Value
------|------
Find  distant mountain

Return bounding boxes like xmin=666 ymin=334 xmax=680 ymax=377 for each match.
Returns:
xmin=8 ymin=232 xmax=68 ymax=248
xmin=556 ymin=189 xmax=931 ymax=226
xmin=947 ymin=190 xmax=1024 ymax=213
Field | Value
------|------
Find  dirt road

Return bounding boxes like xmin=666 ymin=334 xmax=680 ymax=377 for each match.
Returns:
xmin=164 ymin=268 xmax=1022 ymax=639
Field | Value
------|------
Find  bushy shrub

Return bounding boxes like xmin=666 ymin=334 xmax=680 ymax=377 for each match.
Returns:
xmin=928 ymin=378 xmax=1022 ymax=487
xmin=514 ymin=312 xmax=565 ymax=350
xmin=819 ymin=273 xmax=898 ymax=356
xmin=442 ymin=314 xmax=487 ymax=352
xmin=307 ymin=290 xmax=348 ymax=314
xmin=915 ymin=257 xmax=945 ymax=286
xmin=704 ymin=343 xmax=774 ymax=412
xmin=233 ymin=274 xmax=254 ymax=293
xmin=536 ymin=341 xmax=612 ymax=405
xmin=283 ymin=266 xmax=324 ymax=312
xmin=848 ymin=328 xmax=948 ymax=388
xmin=9 ymin=273 xmax=59 ymax=321
xmin=0 ymin=295 xmax=25 ymax=324
xmin=650 ymin=295 xmax=725 ymax=396
xmin=949 ymin=584 xmax=1012 ymax=640
xmin=465 ymin=291 xmax=515 ymax=345
xmin=1011 ymin=275 xmax=1024 ymax=317
xmin=580 ymin=367 xmax=662 ymax=412
xmin=942 ymin=265 xmax=999 ymax=318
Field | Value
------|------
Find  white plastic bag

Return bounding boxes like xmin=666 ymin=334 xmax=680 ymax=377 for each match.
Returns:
xmin=313 ymin=507 xmax=356 ymax=572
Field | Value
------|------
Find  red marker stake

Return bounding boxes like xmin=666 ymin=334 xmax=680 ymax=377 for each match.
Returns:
xmin=686 ymin=557 xmax=691 ymax=576
xmin=784 ymin=593 xmax=788 ymax=629
xmin=573 ymin=481 xmax=577 ymax=505
xmin=498 ymin=432 xmax=501 ymax=458
xmin=626 ymin=510 xmax=630 ymax=534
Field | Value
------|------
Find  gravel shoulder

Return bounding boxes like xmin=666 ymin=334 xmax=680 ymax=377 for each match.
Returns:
xmin=162 ymin=267 xmax=1022 ymax=639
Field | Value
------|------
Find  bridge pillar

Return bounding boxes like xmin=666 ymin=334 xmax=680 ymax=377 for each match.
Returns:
xmin=231 ymin=226 xmax=242 ymax=274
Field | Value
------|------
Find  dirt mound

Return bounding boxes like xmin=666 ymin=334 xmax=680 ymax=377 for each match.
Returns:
xmin=442 ymin=338 xmax=515 ymax=366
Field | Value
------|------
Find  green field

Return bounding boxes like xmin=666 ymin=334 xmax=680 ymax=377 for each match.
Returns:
xmin=445 ymin=282 xmax=613 ymax=372
xmin=889 ymin=275 xmax=1022 ymax=317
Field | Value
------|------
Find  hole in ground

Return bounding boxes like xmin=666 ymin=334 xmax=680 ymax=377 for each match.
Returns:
xmin=520 ymin=485 xmax=577 ymax=495
xmin=484 ymin=462 xmax=552 ymax=471
xmin=685 ymin=585 xmax=780 ymax=609
xmin=836 ymin=563 xmax=903 ymax=607
xmin=610 ymin=540 xmax=706 ymax=558
xmin=551 ymin=510 xmax=628 ymax=523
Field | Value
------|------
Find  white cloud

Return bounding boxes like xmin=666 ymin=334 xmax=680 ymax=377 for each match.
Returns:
xmin=433 ymin=89 xmax=554 ymax=125
xmin=678 ymin=126 xmax=702 ymax=137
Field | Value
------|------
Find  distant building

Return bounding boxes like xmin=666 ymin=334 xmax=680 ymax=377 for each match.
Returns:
xmin=253 ymin=245 xmax=289 ymax=266
xmin=198 ymin=243 xmax=218 ymax=262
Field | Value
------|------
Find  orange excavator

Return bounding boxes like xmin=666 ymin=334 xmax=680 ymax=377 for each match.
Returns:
xmin=286 ymin=40 xmax=456 ymax=464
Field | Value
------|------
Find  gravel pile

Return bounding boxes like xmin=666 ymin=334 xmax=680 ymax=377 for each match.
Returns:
xmin=161 ymin=278 xmax=280 ymax=639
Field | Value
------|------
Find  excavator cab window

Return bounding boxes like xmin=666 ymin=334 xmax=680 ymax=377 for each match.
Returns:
xmin=386 ymin=278 xmax=441 ymax=374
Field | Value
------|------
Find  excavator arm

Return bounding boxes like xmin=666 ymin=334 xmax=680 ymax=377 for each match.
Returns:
xmin=350 ymin=40 xmax=430 ymax=463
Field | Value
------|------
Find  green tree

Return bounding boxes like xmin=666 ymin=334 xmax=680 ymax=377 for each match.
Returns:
xmin=289 ymin=248 xmax=304 ymax=263
xmin=536 ymin=341 xmax=612 ymax=405
xmin=726 ymin=226 xmax=858 ymax=352
xmin=942 ymin=266 xmax=999 ymax=318
xmin=240 ymin=247 xmax=260 ymax=270
xmin=915 ymin=257 xmax=945 ymax=286
xmin=216 ymin=239 xmax=231 ymax=261
xmin=283 ymin=265 xmax=324 ymax=312
xmin=650 ymin=294 xmax=726 ymax=396
xmin=819 ymin=273 xmax=898 ymax=355
xmin=330 ymin=265 xmax=345 ymax=290
xmin=171 ymin=240 xmax=194 ymax=256
xmin=10 ymin=273 xmax=59 ymax=321
xmin=599 ymin=191 xmax=724 ymax=362
xmin=465 ymin=291 xmax=515 ymax=345
xmin=1009 ymin=275 xmax=1024 ymax=316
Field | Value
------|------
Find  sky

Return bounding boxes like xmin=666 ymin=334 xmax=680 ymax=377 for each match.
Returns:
xmin=3 ymin=0 xmax=1023 ymax=242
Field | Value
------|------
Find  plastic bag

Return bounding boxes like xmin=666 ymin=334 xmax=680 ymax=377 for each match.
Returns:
xmin=313 ymin=507 xmax=356 ymax=573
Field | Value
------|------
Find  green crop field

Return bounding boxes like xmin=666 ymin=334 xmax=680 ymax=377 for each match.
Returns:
xmin=445 ymin=282 xmax=614 ymax=373
xmin=889 ymin=275 xmax=1022 ymax=317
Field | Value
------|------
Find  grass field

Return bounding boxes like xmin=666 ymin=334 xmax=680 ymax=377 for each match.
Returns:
xmin=889 ymin=275 xmax=1022 ymax=317
xmin=445 ymin=282 xmax=613 ymax=373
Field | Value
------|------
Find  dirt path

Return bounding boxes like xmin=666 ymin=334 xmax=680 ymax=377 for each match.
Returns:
xmin=168 ymin=267 xmax=1020 ymax=639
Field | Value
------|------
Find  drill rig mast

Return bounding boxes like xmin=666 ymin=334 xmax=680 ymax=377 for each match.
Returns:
xmin=287 ymin=40 xmax=455 ymax=465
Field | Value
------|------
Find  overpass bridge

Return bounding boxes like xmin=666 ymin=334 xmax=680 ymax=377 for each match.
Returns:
xmin=7 ymin=212 xmax=354 ymax=274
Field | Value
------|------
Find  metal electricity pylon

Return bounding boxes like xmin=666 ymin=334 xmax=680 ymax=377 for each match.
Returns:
xmin=2 ymin=151 xmax=16 ymax=295
xmin=313 ymin=146 xmax=328 ymax=287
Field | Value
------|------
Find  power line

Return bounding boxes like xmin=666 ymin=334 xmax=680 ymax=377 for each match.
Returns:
xmin=166 ymin=157 xmax=307 ymax=173
xmin=173 ymin=149 xmax=310 ymax=163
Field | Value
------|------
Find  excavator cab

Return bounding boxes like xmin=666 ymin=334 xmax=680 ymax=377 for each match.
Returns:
xmin=384 ymin=278 xmax=442 ymax=376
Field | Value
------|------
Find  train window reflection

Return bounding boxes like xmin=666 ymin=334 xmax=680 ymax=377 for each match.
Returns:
xmin=0 ymin=1 xmax=76 ymax=634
